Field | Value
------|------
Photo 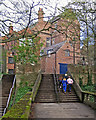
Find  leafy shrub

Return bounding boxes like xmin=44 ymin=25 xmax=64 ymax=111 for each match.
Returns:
xmin=87 ymin=71 xmax=92 ymax=85
xmin=19 ymin=81 xmax=23 ymax=87
xmin=25 ymin=81 xmax=28 ymax=86
xmin=79 ymin=77 xmax=83 ymax=87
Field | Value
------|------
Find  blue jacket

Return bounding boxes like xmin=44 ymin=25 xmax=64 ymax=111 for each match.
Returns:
xmin=62 ymin=80 xmax=68 ymax=86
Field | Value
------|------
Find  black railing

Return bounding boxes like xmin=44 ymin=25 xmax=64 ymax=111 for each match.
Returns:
xmin=3 ymin=75 xmax=16 ymax=116
xmin=53 ymin=67 xmax=59 ymax=102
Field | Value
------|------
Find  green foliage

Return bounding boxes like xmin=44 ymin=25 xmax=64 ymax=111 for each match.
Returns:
xmin=8 ymin=86 xmax=32 ymax=110
xmin=19 ymin=81 xmax=23 ymax=87
xmin=81 ymin=84 xmax=95 ymax=93
xmin=79 ymin=76 xmax=83 ymax=87
xmin=25 ymin=81 xmax=28 ymax=86
xmin=60 ymin=8 xmax=77 ymax=20
xmin=15 ymin=86 xmax=32 ymax=103
xmin=8 ymin=73 xmax=37 ymax=111
xmin=12 ymin=36 xmax=43 ymax=73
xmin=2 ymin=92 xmax=32 ymax=119
xmin=79 ymin=70 xmax=83 ymax=87
xmin=87 ymin=71 xmax=92 ymax=86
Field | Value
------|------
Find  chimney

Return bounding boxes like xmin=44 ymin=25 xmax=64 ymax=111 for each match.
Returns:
xmin=38 ymin=8 xmax=44 ymax=23
xmin=9 ymin=23 xmax=13 ymax=34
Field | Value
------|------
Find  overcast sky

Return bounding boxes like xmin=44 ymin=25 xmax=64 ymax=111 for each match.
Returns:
xmin=0 ymin=0 xmax=95 ymax=35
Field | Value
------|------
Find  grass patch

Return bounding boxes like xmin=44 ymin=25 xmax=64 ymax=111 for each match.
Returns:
xmin=8 ymin=86 xmax=32 ymax=110
xmin=8 ymin=72 xmax=38 ymax=110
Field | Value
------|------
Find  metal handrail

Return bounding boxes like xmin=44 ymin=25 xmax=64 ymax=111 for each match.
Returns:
xmin=67 ymin=70 xmax=96 ymax=109
xmin=67 ymin=70 xmax=83 ymax=100
xmin=3 ymin=75 xmax=16 ymax=116
xmin=0 ymin=74 xmax=3 ymax=82
xmin=53 ymin=67 xmax=59 ymax=102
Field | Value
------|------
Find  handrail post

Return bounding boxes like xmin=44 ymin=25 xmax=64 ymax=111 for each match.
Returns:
xmin=82 ymin=92 xmax=84 ymax=103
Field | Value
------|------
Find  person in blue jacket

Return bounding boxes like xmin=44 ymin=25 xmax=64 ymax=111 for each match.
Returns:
xmin=62 ymin=77 xmax=68 ymax=93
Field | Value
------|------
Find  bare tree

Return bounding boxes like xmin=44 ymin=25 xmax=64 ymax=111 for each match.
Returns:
xmin=0 ymin=0 xmax=59 ymax=41
xmin=61 ymin=1 xmax=96 ymax=86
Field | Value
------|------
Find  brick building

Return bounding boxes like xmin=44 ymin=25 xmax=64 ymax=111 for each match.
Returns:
xmin=1 ymin=8 xmax=80 ymax=74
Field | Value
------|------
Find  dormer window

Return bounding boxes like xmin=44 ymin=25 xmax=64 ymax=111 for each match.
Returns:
xmin=8 ymin=57 xmax=14 ymax=64
xmin=47 ymin=49 xmax=53 ymax=55
xmin=69 ymin=41 xmax=72 ymax=46
xmin=65 ymin=49 xmax=70 ymax=56
xmin=52 ymin=38 xmax=55 ymax=45
xmin=46 ymin=37 xmax=51 ymax=47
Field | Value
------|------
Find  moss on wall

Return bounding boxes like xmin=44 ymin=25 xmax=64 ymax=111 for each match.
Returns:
xmin=2 ymin=92 xmax=32 ymax=119
xmin=1 ymin=71 xmax=42 ymax=119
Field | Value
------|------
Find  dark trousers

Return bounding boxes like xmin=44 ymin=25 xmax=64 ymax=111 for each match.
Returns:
xmin=69 ymin=84 xmax=72 ymax=92
xmin=63 ymin=84 xmax=67 ymax=92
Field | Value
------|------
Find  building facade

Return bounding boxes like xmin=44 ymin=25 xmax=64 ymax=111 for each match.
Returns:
xmin=1 ymin=8 xmax=80 ymax=74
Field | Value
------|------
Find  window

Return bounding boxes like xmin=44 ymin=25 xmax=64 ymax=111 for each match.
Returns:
xmin=65 ymin=50 xmax=70 ymax=57
xmin=8 ymin=57 xmax=14 ymax=64
xmin=52 ymin=38 xmax=55 ymax=45
xmin=47 ymin=49 xmax=53 ymax=55
xmin=46 ymin=37 xmax=51 ymax=47
xmin=55 ymin=23 xmax=57 ymax=29
xmin=28 ymin=38 xmax=33 ymax=46
xmin=19 ymin=38 xmax=25 ymax=46
xmin=40 ymin=50 xmax=44 ymax=56
xmin=8 ymin=69 xmax=14 ymax=74
xmin=69 ymin=41 xmax=72 ymax=46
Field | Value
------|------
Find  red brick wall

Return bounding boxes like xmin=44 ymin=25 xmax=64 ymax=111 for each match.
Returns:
xmin=45 ymin=54 xmax=55 ymax=74
xmin=56 ymin=42 xmax=80 ymax=74
xmin=41 ymin=54 xmax=55 ymax=74
xmin=41 ymin=41 xmax=80 ymax=74
xmin=33 ymin=21 xmax=51 ymax=49
xmin=7 ymin=64 xmax=14 ymax=69
xmin=41 ymin=56 xmax=46 ymax=72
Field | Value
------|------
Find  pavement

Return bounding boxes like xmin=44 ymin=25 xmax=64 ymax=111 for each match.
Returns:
xmin=32 ymin=102 xmax=96 ymax=119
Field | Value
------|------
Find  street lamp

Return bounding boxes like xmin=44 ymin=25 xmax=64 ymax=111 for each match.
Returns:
xmin=73 ymin=37 xmax=75 ymax=65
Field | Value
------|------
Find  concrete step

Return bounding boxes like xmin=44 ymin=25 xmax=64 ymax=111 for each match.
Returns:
xmin=35 ymin=74 xmax=56 ymax=103
xmin=36 ymin=95 xmax=56 ymax=99
xmin=35 ymin=99 xmax=56 ymax=103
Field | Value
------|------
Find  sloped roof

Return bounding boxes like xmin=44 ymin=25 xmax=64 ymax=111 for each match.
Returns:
xmin=42 ymin=41 xmax=66 ymax=56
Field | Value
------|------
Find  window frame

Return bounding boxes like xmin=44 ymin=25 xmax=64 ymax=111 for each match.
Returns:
xmin=65 ymin=49 xmax=70 ymax=57
xmin=8 ymin=57 xmax=14 ymax=64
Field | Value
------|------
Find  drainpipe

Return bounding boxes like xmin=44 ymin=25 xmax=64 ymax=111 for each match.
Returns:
xmin=55 ymin=52 xmax=56 ymax=74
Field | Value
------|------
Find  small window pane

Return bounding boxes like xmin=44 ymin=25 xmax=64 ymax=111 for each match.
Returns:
xmin=46 ymin=37 xmax=51 ymax=47
xmin=8 ymin=69 xmax=14 ymax=74
xmin=65 ymin=50 xmax=70 ymax=56
xmin=8 ymin=57 xmax=14 ymax=64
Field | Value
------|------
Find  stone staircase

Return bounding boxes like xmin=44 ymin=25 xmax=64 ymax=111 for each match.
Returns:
xmin=35 ymin=74 xmax=80 ymax=103
xmin=58 ymin=86 xmax=80 ymax=102
xmin=0 ymin=75 xmax=15 ymax=117
xmin=35 ymin=74 xmax=56 ymax=103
